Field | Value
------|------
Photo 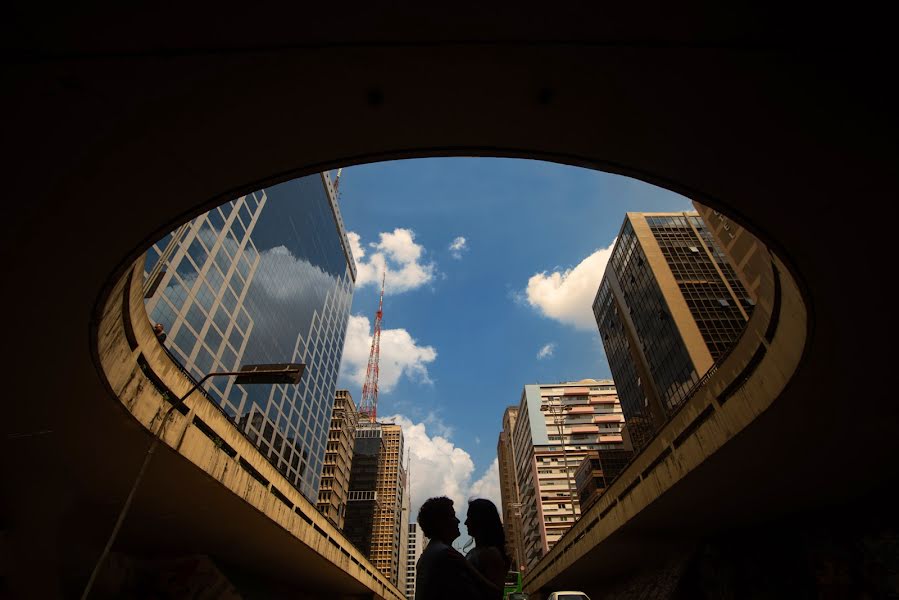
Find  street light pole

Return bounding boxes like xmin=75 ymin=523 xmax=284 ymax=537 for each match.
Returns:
xmin=81 ymin=363 xmax=303 ymax=600
xmin=510 ymin=501 xmax=526 ymax=572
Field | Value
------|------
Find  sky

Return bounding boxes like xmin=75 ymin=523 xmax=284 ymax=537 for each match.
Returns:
xmin=334 ymin=157 xmax=692 ymax=532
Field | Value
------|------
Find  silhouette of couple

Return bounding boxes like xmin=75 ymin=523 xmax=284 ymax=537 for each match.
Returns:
xmin=415 ymin=497 xmax=510 ymax=600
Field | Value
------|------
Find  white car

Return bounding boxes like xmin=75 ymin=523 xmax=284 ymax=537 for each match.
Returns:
xmin=547 ymin=593 xmax=591 ymax=600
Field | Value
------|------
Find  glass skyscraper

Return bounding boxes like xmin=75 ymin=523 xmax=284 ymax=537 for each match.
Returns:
xmin=143 ymin=173 xmax=356 ymax=500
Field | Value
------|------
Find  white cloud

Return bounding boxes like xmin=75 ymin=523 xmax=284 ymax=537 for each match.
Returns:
xmin=348 ymin=228 xmax=435 ymax=294
xmin=469 ymin=458 xmax=501 ymax=508
xmin=449 ymin=236 xmax=468 ymax=259
xmin=340 ymin=315 xmax=437 ymax=393
xmin=537 ymin=342 xmax=556 ymax=360
xmin=423 ymin=411 xmax=454 ymax=439
xmin=524 ymin=239 xmax=617 ymax=331
xmin=384 ymin=415 xmax=502 ymax=522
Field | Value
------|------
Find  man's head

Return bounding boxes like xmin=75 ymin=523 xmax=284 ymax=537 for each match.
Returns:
xmin=153 ymin=323 xmax=164 ymax=333
xmin=417 ymin=496 xmax=460 ymax=544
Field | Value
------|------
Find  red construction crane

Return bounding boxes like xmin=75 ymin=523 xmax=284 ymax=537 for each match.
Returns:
xmin=359 ymin=271 xmax=385 ymax=421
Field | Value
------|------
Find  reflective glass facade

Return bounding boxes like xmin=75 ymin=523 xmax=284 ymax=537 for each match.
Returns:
xmin=597 ymin=220 xmax=699 ymax=420
xmin=144 ymin=173 xmax=355 ymax=500
xmin=593 ymin=279 xmax=658 ymax=447
xmin=593 ymin=212 xmax=753 ymax=449
xmin=344 ymin=424 xmax=384 ymax=555
xmin=646 ymin=215 xmax=753 ymax=361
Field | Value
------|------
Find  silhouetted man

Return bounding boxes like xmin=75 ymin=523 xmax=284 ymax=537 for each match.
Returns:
xmin=415 ymin=497 xmax=480 ymax=600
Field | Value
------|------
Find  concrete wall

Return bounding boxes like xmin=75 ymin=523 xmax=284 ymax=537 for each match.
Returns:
xmin=97 ymin=259 xmax=404 ymax=600
xmin=524 ymin=250 xmax=807 ymax=597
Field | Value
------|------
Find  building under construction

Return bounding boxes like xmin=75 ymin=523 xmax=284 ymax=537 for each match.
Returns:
xmin=371 ymin=423 xmax=407 ymax=586
xmin=342 ymin=421 xmax=407 ymax=586
xmin=343 ymin=421 xmax=384 ymax=555
xmin=342 ymin=272 xmax=409 ymax=586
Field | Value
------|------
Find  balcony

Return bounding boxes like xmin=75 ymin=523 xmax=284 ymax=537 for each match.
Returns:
xmin=589 ymin=397 xmax=618 ymax=404
xmin=593 ymin=414 xmax=624 ymax=423
xmin=570 ymin=425 xmax=600 ymax=434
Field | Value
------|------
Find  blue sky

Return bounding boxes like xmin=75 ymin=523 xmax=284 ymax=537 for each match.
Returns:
xmin=335 ymin=157 xmax=692 ymax=517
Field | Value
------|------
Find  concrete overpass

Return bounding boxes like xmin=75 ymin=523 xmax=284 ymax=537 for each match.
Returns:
xmin=523 ymin=243 xmax=809 ymax=595
xmin=3 ymin=3 xmax=898 ymax=597
xmin=88 ymin=258 xmax=405 ymax=598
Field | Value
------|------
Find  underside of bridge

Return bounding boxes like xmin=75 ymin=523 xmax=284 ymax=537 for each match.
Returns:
xmin=2 ymin=3 xmax=898 ymax=599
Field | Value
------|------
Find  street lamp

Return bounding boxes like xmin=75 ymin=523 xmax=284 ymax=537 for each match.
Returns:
xmin=539 ymin=401 xmax=579 ymax=528
xmin=509 ymin=501 xmax=527 ymax=570
xmin=81 ymin=362 xmax=304 ymax=599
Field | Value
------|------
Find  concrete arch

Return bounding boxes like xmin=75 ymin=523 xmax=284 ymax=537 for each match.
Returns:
xmin=94 ymin=258 xmax=404 ymax=598
xmin=4 ymin=7 xmax=898 ymax=597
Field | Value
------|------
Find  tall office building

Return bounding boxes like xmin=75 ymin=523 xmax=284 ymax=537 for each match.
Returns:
xmin=692 ymin=201 xmax=772 ymax=306
xmin=372 ymin=423 xmax=407 ymax=586
xmin=343 ymin=421 xmax=407 ymax=586
xmin=592 ymin=211 xmax=754 ymax=450
xmin=497 ymin=407 xmax=526 ymax=572
xmin=404 ymin=523 xmax=426 ymax=599
xmin=143 ymin=173 xmax=356 ymax=501
xmin=573 ymin=448 xmax=634 ymax=513
xmin=344 ymin=422 xmax=385 ymax=556
xmin=317 ymin=389 xmax=359 ymax=529
xmin=505 ymin=380 xmax=626 ymax=569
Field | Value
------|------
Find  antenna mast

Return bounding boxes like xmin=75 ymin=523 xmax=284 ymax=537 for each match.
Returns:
xmin=359 ymin=271 xmax=386 ymax=421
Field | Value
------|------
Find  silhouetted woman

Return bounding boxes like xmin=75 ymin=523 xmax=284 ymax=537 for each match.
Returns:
xmin=464 ymin=498 xmax=511 ymax=600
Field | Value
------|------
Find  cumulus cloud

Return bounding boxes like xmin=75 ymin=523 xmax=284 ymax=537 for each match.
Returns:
xmin=384 ymin=415 xmax=502 ymax=520
xmin=423 ymin=411 xmax=454 ymax=439
xmin=340 ymin=315 xmax=437 ymax=393
xmin=524 ymin=239 xmax=617 ymax=331
xmin=449 ymin=236 xmax=468 ymax=259
xmin=348 ymin=228 xmax=435 ymax=294
xmin=537 ymin=342 xmax=556 ymax=360
xmin=469 ymin=458 xmax=501 ymax=508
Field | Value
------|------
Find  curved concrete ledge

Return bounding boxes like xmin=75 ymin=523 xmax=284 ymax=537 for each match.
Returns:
xmin=5 ymin=14 xmax=898 ymax=596
xmin=96 ymin=258 xmax=403 ymax=600
xmin=524 ymin=251 xmax=807 ymax=595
